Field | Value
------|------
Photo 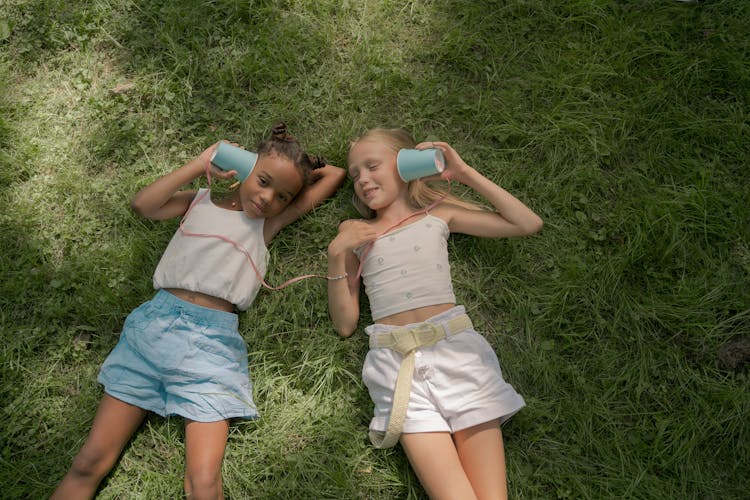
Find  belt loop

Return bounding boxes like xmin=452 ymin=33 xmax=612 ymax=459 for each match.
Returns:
xmin=438 ymin=321 xmax=450 ymax=339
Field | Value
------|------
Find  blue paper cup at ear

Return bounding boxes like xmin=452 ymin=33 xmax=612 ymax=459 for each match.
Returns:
xmin=210 ymin=142 xmax=258 ymax=182
xmin=396 ymin=148 xmax=445 ymax=181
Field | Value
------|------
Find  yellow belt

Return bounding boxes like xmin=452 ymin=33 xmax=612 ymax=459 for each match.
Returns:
xmin=367 ymin=314 xmax=473 ymax=449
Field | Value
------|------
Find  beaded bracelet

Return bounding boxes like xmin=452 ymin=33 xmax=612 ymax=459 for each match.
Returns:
xmin=326 ymin=273 xmax=348 ymax=281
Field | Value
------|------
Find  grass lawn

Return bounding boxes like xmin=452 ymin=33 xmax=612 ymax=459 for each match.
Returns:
xmin=1 ymin=0 xmax=748 ymax=498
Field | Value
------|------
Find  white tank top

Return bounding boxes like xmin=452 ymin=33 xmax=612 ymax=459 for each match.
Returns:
xmin=355 ymin=214 xmax=455 ymax=320
xmin=152 ymin=189 xmax=268 ymax=310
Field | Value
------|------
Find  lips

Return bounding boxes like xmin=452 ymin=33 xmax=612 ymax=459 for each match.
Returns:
xmin=246 ymin=200 xmax=265 ymax=216
xmin=362 ymin=187 xmax=378 ymax=200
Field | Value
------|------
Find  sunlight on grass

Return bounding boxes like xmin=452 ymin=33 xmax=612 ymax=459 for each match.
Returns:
xmin=1 ymin=0 xmax=748 ymax=498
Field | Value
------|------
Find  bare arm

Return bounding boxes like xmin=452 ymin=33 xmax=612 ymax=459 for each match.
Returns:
xmin=264 ymin=164 xmax=347 ymax=241
xmin=130 ymin=142 xmax=236 ymax=220
xmin=424 ymin=141 xmax=543 ymax=237
xmin=327 ymin=220 xmax=378 ymax=337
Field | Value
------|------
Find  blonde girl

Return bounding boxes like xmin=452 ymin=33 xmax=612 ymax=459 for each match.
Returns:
xmin=327 ymin=128 xmax=542 ymax=499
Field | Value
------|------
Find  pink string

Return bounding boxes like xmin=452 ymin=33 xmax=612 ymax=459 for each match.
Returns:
xmin=354 ymin=188 xmax=450 ymax=280
xmin=176 ymin=158 xmax=331 ymax=291
xmin=182 ymin=156 xmax=451 ymax=288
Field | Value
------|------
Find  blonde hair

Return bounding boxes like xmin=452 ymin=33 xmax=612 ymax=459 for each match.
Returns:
xmin=349 ymin=128 xmax=485 ymax=219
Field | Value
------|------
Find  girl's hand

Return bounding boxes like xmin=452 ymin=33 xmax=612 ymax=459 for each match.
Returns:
xmin=198 ymin=141 xmax=240 ymax=181
xmin=328 ymin=220 xmax=378 ymax=258
xmin=415 ymin=141 xmax=474 ymax=185
xmin=327 ymin=219 xmax=373 ymax=337
xmin=414 ymin=141 xmax=543 ymax=238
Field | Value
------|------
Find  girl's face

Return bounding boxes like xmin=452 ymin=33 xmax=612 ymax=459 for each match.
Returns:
xmin=348 ymin=139 xmax=406 ymax=211
xmin=238 ymin=153 xmax=303 ymax=218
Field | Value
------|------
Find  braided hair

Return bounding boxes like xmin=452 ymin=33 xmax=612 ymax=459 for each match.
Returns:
xmin=256 ymin=122 xmax=325 ymax=186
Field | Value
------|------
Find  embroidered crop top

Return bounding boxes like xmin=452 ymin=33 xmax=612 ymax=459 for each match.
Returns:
xmin=354 ymin=214 xmax=456 ymax=320
xmin=152 ymin=189 xmax=268 ymax=311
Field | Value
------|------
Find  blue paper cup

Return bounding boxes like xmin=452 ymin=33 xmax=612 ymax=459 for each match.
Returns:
xmin=210 ymin=142 xmax=258 ymax=182
xmin=396 ymin=148 xmax=445 ymax=181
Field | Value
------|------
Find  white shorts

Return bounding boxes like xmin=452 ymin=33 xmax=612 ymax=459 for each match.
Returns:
xmin=363 ymin=305 xmax=525 ymax=434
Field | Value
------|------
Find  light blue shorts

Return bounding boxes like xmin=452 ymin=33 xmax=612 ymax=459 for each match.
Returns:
xmin=98 ymin=289 xmax=259 ymax=422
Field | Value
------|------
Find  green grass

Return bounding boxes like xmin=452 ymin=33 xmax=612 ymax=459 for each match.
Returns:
xmin=1 ymin=0 xmax=748 ymax=498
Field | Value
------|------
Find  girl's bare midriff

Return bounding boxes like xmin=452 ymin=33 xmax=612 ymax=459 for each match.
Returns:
xmin=164 ymin=288 xmax=236 ymax=312
xmin=374 ymin=302 xmax=455 ymax=326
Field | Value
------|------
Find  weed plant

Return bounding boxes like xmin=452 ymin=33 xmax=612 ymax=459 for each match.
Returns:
xmin=1 ymin=0 xmax=748 ymax=498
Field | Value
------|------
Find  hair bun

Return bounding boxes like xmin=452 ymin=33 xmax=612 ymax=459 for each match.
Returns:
xmin=309 ymin=154 xmax=326 ymax=170
xmin=271 ymin=122 xmax=294 ymax=141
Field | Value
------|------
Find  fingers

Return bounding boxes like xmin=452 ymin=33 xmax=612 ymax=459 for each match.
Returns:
xmin=202 ymin=140 xmax=243 ymax=159
xmin=201 ymin=140 xmax=246 ymax=180
xmin=416 ymin=140 xmax=450 ymax=150
xmin=341 ymin=222 xmax=378 ymax=247
xmin=199 ymin=142 xmax=219 ymax=163
xmin=214 ymin=168 xmax=238 ymax=180
xmin=415 ymin=141 xmax=442 ymax=151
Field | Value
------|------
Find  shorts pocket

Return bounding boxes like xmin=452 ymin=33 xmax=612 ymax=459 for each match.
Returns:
xmin=446 ymin=330 xmax=503 ymax=374
xmin=120 ymin=300 xmax=157 ymax=335
xmin=192 ymin=326 xmax=246 ymax=370
xmin=362 ymin=349 xmax=399 ymax=397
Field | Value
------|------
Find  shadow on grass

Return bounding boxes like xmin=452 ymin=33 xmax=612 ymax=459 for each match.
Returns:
xmin=1 ymin=0 xmax=749 ymax=498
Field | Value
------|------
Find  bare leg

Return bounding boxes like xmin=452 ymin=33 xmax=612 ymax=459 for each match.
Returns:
xmin=453 ymin=419 xmax=507 ymax=500
xmin=51 ymin=394 xmax=147 ymax=500
xmin=183 ymin=419 xmax=229 ymax=500
xmin=399 ymin=432 xmax=477 ymax=500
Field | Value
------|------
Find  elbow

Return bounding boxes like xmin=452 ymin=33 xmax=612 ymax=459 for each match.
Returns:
xmin=331 ymin=313 xmax=358 ymax=338
xmin=130 ymin=194 xmax=160 ymax=220
xmin=331 ymin=165 xmax=347 ymax=187
xmin=525 ymin=215 xmax=543 ymax=235
xmin=336 ymin=326 xmax=356 ymax=338
xmin=513 ymin=212 xmax=543 ymax=236
xmin=333 ymin=317 xmax=357 ymax=338
xmin=130 ymin=196 xmax=148 ymax=218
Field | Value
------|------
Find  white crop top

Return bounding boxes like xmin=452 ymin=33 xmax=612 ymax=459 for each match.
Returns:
xmin=354 ymin=214 xmax=456 ymax=320
xmin=152 ymin=189 xmax=268 ymax=310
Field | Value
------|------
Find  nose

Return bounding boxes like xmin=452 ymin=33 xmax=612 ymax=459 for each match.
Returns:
xmin=356 ymin=170 xmax=370 ymax=185
xmin=258 ymin=187 xmax=271 ymax=205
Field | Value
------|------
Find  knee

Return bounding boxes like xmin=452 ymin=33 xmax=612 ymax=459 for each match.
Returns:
xmin=68 ymin=447 xmax=113 ymax=481
xmin=185 ymin=468 xmax=222 ymax=499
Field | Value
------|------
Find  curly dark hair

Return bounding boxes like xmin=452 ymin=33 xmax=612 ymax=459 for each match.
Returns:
xmin=256 ymin=122 xmax=325 ymax=185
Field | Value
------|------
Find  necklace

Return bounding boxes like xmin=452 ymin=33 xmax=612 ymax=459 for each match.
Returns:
xmin=228 ymin=193 xmax=240 ymax=209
